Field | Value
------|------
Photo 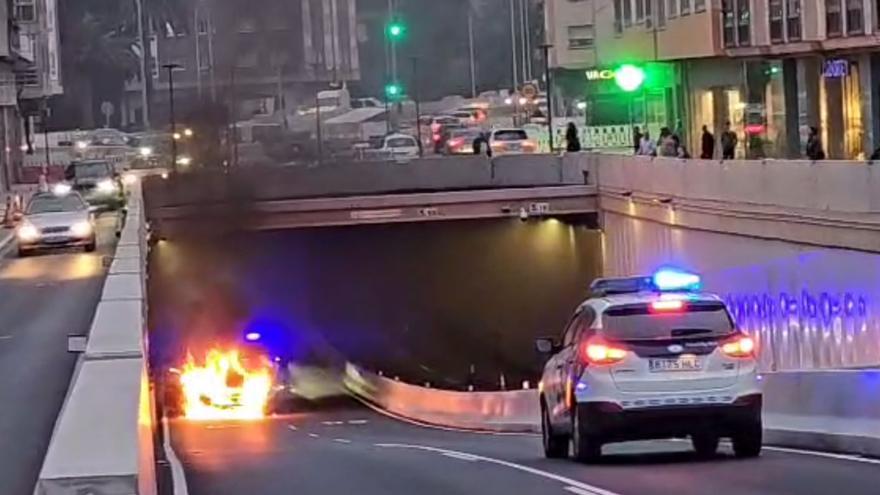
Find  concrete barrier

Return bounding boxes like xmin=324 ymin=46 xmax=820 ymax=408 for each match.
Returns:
xmin=346 ymin=363 xmax=880 ymax=456
xmin=34 ymin=187 xmax=157 ymax=495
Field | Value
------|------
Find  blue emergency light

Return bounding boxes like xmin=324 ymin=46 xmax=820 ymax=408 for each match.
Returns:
xmin=652 ymin=269 xmax=702 ymax=292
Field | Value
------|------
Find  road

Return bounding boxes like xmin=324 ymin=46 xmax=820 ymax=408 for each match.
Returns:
xmin=0 ymin=214 xmax=118 ymax=495
xmin=172 ymin=398 xmax=880 ymax=495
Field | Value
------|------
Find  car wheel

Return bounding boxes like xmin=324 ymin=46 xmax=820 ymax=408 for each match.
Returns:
xmin=571 ymin=404 xmax=602 ymax=463
xmin=541 ymin=401 xmax=569 ymax=459
xmin=85 ymin=238 xmax=97 ymax=253
xmin=732 ymin=421 xmax=763 ymax=458
xmin=691 ymin=431 xmax=720 ymax=458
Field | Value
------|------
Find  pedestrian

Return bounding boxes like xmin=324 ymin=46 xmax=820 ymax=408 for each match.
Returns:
xmin=658 ymin=127 xmax=677 ymax=157
xmin=633 ymin=126 xmax=643 ymax=154
xmin=565 ymin=122 xmax=582 ymax=152
xmin=806 ymin=126 xmax=825 ymax=161
xmin=721 ymin=121 xmax=738 ymax=159
xmin=638 ymin=131 xmax=656 ymax=156
xmin=700 ymin=125 xmax=715 ymax=159
xmin=673 ymin=135 xmax=691 ymax=159
xmin=473 ymin=132 xmax=492 ymax=157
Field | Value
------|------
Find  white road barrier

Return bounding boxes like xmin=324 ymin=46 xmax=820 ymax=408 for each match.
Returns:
xmin=346 ymin=363 xmax=880 ymax=456
xmin=34 ymin=187 xmax=158 ymax=495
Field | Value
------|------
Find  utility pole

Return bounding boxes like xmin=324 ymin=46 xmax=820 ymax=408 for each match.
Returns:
xmin=541 ymin=44 xmax=554 ymax=152
xmin=467 ymin=3 xmax=477 ymax=98
xmin=412 ymin=57 xmax=423 ymax=157
xmin=519 ymin=0 xmax=528 ymax=83
xmin=509 ymin=0 xmax=519 ymax=90
xmin=388 ymin=0 xmax=398 ymax=82
xmin=162 ymin=63 xmax=182 ymax=171
xmin=136 ymin=0 xmax=151 ymax=129
xmin=313 ymin=62 xmax=323 ymax=165
xmin=523 ymin=0 xmax=533 ymax=80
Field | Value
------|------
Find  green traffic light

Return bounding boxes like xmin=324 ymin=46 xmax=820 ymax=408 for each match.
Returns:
xmin=387 ymin=21 xmax=406 ymax=40
xmin=385 ymin=83 xmax=403 ymax=99
xmin=615 ymin=64 xmax=646 ymax=93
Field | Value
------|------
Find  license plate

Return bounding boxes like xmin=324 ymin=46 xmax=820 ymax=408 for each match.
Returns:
xmin=649 ymin=356 xmax=702 ymax=372
xmin=508 ymin=144 xmax=522 ymax=151
xmin=43 ymin=236 xmax=71 ymax=244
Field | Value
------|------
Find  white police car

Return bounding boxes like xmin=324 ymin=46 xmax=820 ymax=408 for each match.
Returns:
xmin=537 ymin=270 xmax=762 ymax=462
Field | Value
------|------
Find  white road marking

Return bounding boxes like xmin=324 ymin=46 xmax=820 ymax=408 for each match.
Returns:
xmin=333 ymin=438 xmax=352 ymax=444
xmin=287 ymin=425 xmax=298 ymax=432
xmin=322 ymin=421 xmax=345 ymax=426
xmin=761 ymin=445 xmax=880 ymax=465
xmin=374 ymin=444 xmax=620 ymax=495
xmin=442 ymin=452 xmax=479 ymax=462
xmin=308 ymin=433 xmax=320 ymax=438
xmin=566 ymin=487 xmax=601 ymax=495
xmin=0 ymin=335 xmax=12 ymax=341
xmin=163 ymin=418 xmax=190 ymax=495
xmin=348 ymin=419 xmax=369 ymax=425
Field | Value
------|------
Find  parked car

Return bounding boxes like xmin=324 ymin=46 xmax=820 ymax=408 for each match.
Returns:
xmin=488 ymin=128 xmax=537 ymax=155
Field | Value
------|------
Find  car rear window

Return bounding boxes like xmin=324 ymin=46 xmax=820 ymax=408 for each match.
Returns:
xmin=601 ymin=302 xmax=734 ymax=340
xmin=493 ymin=130 xmax=528 ymax=141
xmin=73 ymin=163 xmax=112 ymax=178
xmin=387 ymin=137 xmax=415 ymax=148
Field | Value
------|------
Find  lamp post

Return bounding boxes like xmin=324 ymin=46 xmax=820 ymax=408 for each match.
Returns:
xmin=412 ymin=57 xmax=423 ymax=157
xmin=540 ymin=43 xmax=554 ymax=152
xmin=162 ymin=63 xmax=182 ymax=171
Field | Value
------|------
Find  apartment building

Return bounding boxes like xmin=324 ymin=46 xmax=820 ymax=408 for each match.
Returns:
xmin=123 ymin=0 xmax=360 ymax=129
xmin=546 ymin=0 xmax=880 ymax=159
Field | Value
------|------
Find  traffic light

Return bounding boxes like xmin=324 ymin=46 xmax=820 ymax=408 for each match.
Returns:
xmin=386 ymin=19 xmax=406 ymax=41
xmin=384 ymin=82 xmax=404 ymax=100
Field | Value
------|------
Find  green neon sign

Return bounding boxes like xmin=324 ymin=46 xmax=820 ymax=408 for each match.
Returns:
xmin=614 ymin=64 xmax=646 ymax=92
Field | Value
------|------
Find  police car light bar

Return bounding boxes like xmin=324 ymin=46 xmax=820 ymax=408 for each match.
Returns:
xmin=652 ymin=269 xmax=702 ymax=292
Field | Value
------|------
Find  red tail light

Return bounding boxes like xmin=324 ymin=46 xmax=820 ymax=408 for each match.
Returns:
xmin=581 ymin=338 xmax=628 ymax=365
xmin=448 ymin=138 xmax=464 ymax=149
xmin=432 ymin=133 xmax=442 ymax=142
xmin=522 ymin=140 xmax=537 ymax=151
xmin=721 ymin=334 xmax=756 ymax=358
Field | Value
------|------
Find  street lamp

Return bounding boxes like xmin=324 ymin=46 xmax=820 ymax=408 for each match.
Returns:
xmin=162 ymin=63 xmax=183 ymax=171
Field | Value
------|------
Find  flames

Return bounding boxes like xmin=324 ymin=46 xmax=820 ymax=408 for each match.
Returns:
xmin=178 ymin=348 xmax=273 ymax=421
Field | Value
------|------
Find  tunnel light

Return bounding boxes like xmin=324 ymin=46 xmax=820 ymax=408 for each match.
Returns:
xmin=245 ymin=332 xmax=262 ymax=342
xmin=653 ymin=269 xmax=701 ymax=292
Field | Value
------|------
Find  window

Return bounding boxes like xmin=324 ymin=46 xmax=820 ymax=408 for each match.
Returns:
xmin=668 ymin=0 xmax=678 ymax=17
xmin=695 ymin=0 xmax=706 ymax=12
xmin=846 ymin=0 xmax=864 ymax=34
xmin=658 ymin=0 xmax=667 ymax=28
xmin=722 ymin=0 xmax=736 ymax=46
xmin=636 ymin=0 xmax=645 ymax=22
xmin=561 ymin=312 xmax=581 ymax=347
xmin=645 ymin=0 xmax=654 ymax=28
xmin=613 ymin=0 xmax=623 ymax=33
xmin=197 ymin=18 xmax=209 ymax=35
xmin=198 ymin=48 xmax=211 ymax=70
xmin=787 ymin=0 xmax=802 ymax=40
xmin=737 ymin=0 xmax=751 ymax=45
xmin=769 ymin=0 xmax=784 ymax=42
xmin=14 ymin=0 xmax=36 ymax=22
xmin=681 ymin=0 xmax=691 ymax=16
xmin=237 ymin=17 xmax=257 ymax=33
xmin=623 ymin=0 xmax=633 ymax=26
xmin=567 ymin=24 xmax=595 ymax=49
xmin=827 ymin=0 xmax=842 ymax=37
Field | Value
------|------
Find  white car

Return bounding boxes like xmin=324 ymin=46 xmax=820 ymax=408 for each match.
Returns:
xmin=537 ymin=270 xmax=762 ymax=462
xmin=380 ymin=133 xmax=420 ymax=160
xmin=489 ymin=128 xmax=537 ymax=155
xmin=17 ymin=191 xmax=97 ymax=257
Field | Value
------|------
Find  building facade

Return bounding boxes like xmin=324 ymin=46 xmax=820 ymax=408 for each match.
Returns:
xmin=546 ymin=0 xmax=880 ymax=159
xmin=123 ymin=0 xmax=360 ymax=130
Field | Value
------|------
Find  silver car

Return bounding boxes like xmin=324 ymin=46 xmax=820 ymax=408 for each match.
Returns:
xmin=16 ymin=192 xmax=97 ymax=257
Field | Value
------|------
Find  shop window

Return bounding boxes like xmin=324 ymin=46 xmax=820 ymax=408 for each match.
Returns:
xmin=681 ymin=0 xmax=691 ymax=16
xmin=737 ymin=0 xmax=751 ymax=45
xmin=668 ymin=0 xmax=678 ymax=18
xmin=769 ymin=0 xmax=784 ymax=42
xmin=636 ymin=0 xmax=645 ymax=23
xmin=827 ymin=0 xmax=842 ymax=37
xmin=846 ymin=0 xmax=864 ymax=35
xmin=694 ymin=0 xmax=706 ymax=12
xmin=657 ymin=0 xmax=667 ymax=28
xmin=623 ymin=0 xmax=633 ymax=26
xmin=645 ymin=0 xmax=654 ymax=28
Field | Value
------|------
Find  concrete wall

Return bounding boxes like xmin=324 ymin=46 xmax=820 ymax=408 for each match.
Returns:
xmin=595 ymin=154 xmax=880 ymax=370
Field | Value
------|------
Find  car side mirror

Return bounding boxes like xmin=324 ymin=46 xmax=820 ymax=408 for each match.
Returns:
xmin=535 ymin=337 xmax=559 ymax=355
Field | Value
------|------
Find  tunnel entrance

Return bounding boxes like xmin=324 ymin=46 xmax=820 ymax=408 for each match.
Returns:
xmin=147 ymin=215 xmax=601 ymax=391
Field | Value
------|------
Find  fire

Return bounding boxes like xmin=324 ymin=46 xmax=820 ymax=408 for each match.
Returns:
xmin=179 ymin=348 xmax=273 ymax=421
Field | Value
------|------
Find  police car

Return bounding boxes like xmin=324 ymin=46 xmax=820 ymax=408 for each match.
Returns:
xmin=536 ymin=270 xmax=762 ymax=462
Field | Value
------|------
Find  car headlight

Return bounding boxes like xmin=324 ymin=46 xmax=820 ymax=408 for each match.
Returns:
xmin=97 ymin=179 xmax=117 ymax=193
xmin=17 ymin=222 xmax=39 ymax=242
xmin=71 ymin=220 xmax=93 ymax=238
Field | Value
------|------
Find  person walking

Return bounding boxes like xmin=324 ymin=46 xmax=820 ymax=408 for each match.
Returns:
xmin=720 ymin=122 xmax=738 ymax=159
xmin=633 ymin=126 xmax=643 ymax=154
xmin=806 ymin=126 xmax=825 ymax=161
xmin=700 ymin=125 xmax=715 ymax=159
xmin=658 ymin=127 xmax=677 ymax=157
xmin=638 ymin=131 xmax=656 ymax=156
xmin=565 ymin=122 xmax=582 ymax=152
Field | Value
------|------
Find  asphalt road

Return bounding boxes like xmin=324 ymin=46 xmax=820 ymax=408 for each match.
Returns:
xmin=0 ymin=214 xmax=118 ymax=495
xmin=172 ymin=398 xmax=880 ymax=495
